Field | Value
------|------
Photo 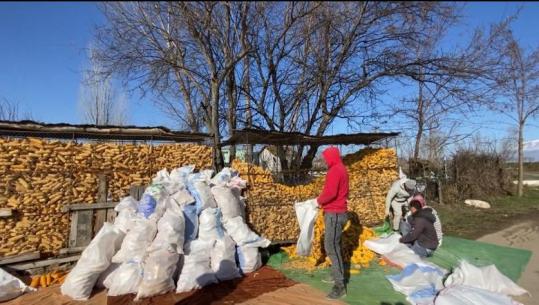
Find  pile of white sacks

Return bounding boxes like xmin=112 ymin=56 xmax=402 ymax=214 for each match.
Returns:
xmin=365 ymin=234 xmax=529 ymax=305
xmin=61 ymin=166 xmax=270 ymax=301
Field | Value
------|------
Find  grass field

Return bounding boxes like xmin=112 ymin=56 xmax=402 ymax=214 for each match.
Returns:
xmin=436 ymin=187 xmax=539 ymax=239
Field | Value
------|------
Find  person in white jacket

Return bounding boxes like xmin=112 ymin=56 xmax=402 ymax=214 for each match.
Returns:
xmin=385 ymin=178 xmax=416 ymax=231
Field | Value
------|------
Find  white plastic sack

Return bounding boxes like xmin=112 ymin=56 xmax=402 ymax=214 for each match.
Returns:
xmin=237 ymin=245 xmax=262 ymax=274
xmin=211 ymin=168 xmax=234 ymax=186
xmin=198 ymin=208 xmax=224 ymax=241
xmin=152 ymin=169 xmax=170 ymax=185
xmin=200 ymin=169 xmax=214 ymax=181
xmin=435 ymin=285 xmax=523 ymax=305
xmin=211 ymin=186 xmax=242 ymax=220
xmin=169 ymin=190 xmax=195 ymax=211
xmin=96 ymin=263 xmax=119 ymax=289
xmin=211 ymin=235 xmax=241 ymax=281
xmin=383 ymin=245 xmax=424 ymax=269
xmin=445 ymin=260 xmax=528 ymax=296
xmin=115 ymin=196 xmax=138 ymax=213
xmin=145 ymin=184 xmax=166 ymax=201
xmin=464 ymin=199 xmax=491 ymax=209
xmin=176 ymin=239 xmax=218 ymax=293
xmin=138 ymin=193 xmax=158 ymax=219
xmin=294 ymin=199 xmax=319 ymax=256
xmin=112 ymin=217 xmax=158 ymax=263
xmin=187 ymin=174 xmax=217 ymax=214
xmin=364 ymin=234 xmax=402 ymax=255
xmin=386 ymin=263 xmax=446 ymax=305
xmin=136 ymin=249 xmax=180 ymax=300
xmin=114 ymin=196 xmax=138 ymax=233
xmin=365 ymin=234 xmax=435 ymax=269
xmin=0 ymin=268 xmax=35 ymax=302
xmin=183 ymin=204 xmax=199 ymax=242
xmin=149 ymin=209 xmax=185 ymax=254
xmin=170 ymin=165 xmax=195 ymax=184
xmin=227 ymin=176 xmax=247 ymax=191
xmin=61 ymin=223 xmax=124 ymax=300
xmin=223 ymin=216 xmax=271 ymax=248
xmin=107 ymin=260 xmax=144 ymax=296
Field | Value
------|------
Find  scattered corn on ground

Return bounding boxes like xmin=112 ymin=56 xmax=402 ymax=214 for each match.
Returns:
xmin=281 ymin=212 xmax=381 ymax=273
xmin=29 ymin=270 xmax=68 ymax=288
xmin=0 ymin=137 xmax=212 ymax=257
xmin=232 ymin=148 xmax=398 ymax=242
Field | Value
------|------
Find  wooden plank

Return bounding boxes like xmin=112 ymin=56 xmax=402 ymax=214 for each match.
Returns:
xmin=94 ymin=174 xmax=108 ymax=235
xmin=0 ymin=208 xmax=13 ymax=218
xmin=7 ymin=255 xmax=80 ymax=271
xmin=59 ymin=246 xmax=86 ymax=255
xmin=62 ymin=202 xmax=118 ymax=212
xmin=106 ymin=208 xmax=117 ymax=224
xmin=0 ymin=251 xmax=40 ymax=265
xmin=129 ymin=185 xmax=146 ymax=200
xmin=68 ymin=211 xmax=78 ymax=248
xmin=75 ymin=210 xmax=93 ymax=247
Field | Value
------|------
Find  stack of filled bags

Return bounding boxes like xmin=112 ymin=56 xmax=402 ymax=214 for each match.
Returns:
xmin=61 ymin=166 xmax=270 ymax=301
xmin=364 ymin=234 xmax=529 ymax=305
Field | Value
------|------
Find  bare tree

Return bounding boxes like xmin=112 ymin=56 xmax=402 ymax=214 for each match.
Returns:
xmin=94 ymin=2 xmax=250 ymax=170
xmin=78 ymin=47 xmax=128 ymax=126
xmin=395 ymin=7 xmax=516 ymax=163
xmin=245 ymin=2 xmax=479 ymax=173
xmin=0 ymin=98 xmax=20 ymax=121
xmin=0 ymin=97 xmax=34 ymax=121
xmin=93 ymin=1 xmax=514 ymax=174
xmin=491 ymin=31 xmax=539 ymax=196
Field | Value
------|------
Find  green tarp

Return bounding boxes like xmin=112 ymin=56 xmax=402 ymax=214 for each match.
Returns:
xmin=268 ymin=236 xmax=531 ymax=305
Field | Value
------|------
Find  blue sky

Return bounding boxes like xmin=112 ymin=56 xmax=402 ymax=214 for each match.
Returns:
xmin=1 ymin=2 xmax=539 ymax=142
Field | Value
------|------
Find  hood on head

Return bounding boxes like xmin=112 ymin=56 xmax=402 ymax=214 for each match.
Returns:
xmin=410 ymin=194 xmax=426 ymax=208
xmin=414 ymin=208 xmax=436 ymax=223
xmin=322 ymin=146 xmax=342 ymax=168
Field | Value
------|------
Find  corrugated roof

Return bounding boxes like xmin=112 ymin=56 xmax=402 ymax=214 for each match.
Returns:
xmin=222 ymin=129 xmax=399 ymax=146
xmin=0 ymin=120 xmax=211 ymax=142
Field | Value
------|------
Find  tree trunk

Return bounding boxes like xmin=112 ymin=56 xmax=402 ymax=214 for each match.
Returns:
xmin=240 ymin=3 xmax=253 ymax=164
xmin=517 ymin=122 xmax=524 ymax=197
xmin=300 ymin=145 xmax=320 ymax=170
xmin=226 ymin=70 xmax=237 ymax=163
xmin=414 ymin=81 xmax=425 ymax=161
xmin=211 ymin=77 xmax=224 ymax=171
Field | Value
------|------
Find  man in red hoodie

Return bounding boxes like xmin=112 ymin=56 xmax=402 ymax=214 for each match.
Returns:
xmin=317 ymin=146 xmax=349 ymax=300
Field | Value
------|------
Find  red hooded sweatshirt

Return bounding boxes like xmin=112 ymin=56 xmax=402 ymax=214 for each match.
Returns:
xmin=317 ymin=147 xmax=349 ymax=213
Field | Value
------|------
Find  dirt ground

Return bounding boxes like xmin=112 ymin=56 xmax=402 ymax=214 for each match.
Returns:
xmin=478 ymin=220 xmax=539 ymax=305
xmin=4 ymin=266 xmax=344 ymax=305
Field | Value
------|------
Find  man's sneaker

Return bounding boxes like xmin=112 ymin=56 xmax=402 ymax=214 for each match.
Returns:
xmin=326 ymin=284 xmax=346 ymax=300
xmin=321 ymin=276 xmax=334 ymax=284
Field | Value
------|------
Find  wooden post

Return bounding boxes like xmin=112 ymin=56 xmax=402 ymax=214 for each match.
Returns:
xmin=129 ymin=185 xmax=145 ymax=201
xmin=437 ymin=178 xmax=443 ymax=205
xmin=94 ymin=174 xmax=108 ymax=235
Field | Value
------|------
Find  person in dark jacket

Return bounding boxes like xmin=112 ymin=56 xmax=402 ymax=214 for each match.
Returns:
xmin=399 ymin=201 xmax=439 ymax=257
xmin=317 ymin=146 xmax=349 ymax=300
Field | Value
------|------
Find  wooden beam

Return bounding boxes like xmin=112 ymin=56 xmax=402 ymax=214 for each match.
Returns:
xmin=62 ymin=202 xmax=118 ymax=212
xmin=59 ymin=246 xmax=86 ymax=255
xmin=94 ymin=174 xmax=108 ymax=235
xmin=0 ymin=208 xmax=13 ymax=218
xmin=0 ymin=252 xmax=40 ymax=266
xmin=7 ymin=255 xmax=80 ymax=271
